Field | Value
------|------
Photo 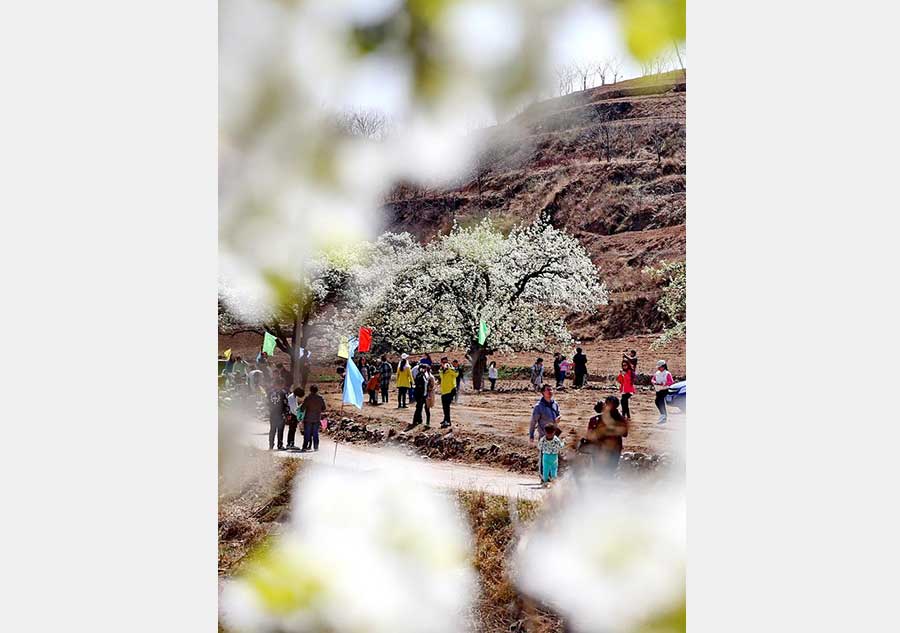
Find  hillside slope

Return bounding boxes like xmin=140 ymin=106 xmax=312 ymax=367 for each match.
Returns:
xmin=382 ymin=70 xmax=686 ymax=341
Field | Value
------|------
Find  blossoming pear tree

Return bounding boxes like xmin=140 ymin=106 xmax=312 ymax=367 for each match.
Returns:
xmin=644 ymin=260 xmax=686 ymax=348
xmin=361 ymin=217 xmax=607 ymax=389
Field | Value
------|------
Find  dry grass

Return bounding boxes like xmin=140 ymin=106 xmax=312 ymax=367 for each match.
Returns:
xmin=458 ymin=491 xmax=562 ymax=633
xmin=218 ymin=465 xmax=564 ymax=631
xmin=218 ymin=450 xmax=303 ymax=575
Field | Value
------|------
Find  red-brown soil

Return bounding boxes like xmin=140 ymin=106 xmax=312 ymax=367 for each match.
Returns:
xmin=380 ymin=71 xmax=686 ymax=339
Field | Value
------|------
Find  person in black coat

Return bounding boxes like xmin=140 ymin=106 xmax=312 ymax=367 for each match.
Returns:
xmin=572 ymin=347 xmax=588 ymax=388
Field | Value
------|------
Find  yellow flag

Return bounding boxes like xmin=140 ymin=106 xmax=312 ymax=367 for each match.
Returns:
xmin=223 ymin=349 xmax=232 ymax=360
xmin=337 ymin=336 xmax=350 ymax=359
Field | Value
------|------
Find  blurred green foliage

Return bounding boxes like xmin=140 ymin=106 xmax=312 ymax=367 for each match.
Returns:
xmin=619 ymin=0 xmax=686 ymax=61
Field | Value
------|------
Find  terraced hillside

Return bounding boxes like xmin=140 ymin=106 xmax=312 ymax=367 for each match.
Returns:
xmin=382 ymin=70 xmax=686 ymax=341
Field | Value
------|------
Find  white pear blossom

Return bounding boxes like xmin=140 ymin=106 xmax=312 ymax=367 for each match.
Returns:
xmin=221 ymin=464 xmax=476 ymax=633
xmin=513 ymin=484 xmax=685 ymax=633
xmin=359 ymin=218 xmax=607 ymax=355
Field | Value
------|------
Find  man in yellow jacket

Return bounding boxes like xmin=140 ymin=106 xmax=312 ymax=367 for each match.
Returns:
xmin=438 ymin=357 xmax=458 ymax=429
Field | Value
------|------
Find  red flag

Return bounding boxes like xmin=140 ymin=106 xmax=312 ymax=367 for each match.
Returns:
xmin=358 ymin=327 xmax=372 ymax=353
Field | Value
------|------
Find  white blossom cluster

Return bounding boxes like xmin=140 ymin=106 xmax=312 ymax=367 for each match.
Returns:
xmin=220 ymin=0 xmax=572 ymax=290
xmin=359 ymin=218 xmax=607 ymax=353
xmin=220 ymin=464 xmax=476 ymax=633
xmin=514 ymin=484 xmax=685 ymax=633
xmin=644 ymin=260 xmax=686 ymax=348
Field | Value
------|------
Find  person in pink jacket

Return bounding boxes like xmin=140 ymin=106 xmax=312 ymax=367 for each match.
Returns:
xmin=652 ymin=360 xmax=674 ymax=424
xmin=616 ymin=359 xmax=636 ymax=419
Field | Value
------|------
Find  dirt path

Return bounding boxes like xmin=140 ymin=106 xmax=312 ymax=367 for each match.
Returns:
xmin=245 ymin=420 xmax=549 ymax=500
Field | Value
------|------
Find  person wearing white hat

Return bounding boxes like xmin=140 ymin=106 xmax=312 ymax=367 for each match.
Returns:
xmin=651 ymin=360 xmax=674 ymax=424
xmin=396 ymin=354 xmax=413 ymax=408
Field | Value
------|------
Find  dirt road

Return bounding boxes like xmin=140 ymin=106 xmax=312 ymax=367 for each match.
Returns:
xmin=246 ymin=420 xmax=549 ymax=500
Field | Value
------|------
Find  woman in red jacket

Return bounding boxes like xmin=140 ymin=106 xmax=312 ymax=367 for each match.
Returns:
xmin=615 ymin=359 xmax=636 ymax=419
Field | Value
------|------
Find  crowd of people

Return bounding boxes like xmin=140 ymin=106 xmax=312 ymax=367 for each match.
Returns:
xmin=220 ymin=349 xmax=312 ymax=398
xmin=264 ymin=382 xmax=327 ymax=452
xmin=354 ymin=353 xmax=464 ymax=430
xmin=523 ymin=351 xmax=675 ymax=485
xmin=528 ymin=384 xmax=630 ymax=486
xmin=220 ymin=343 xmax=678 ymax=479
xmin=220 ymin=349 xmax=326 ymax=452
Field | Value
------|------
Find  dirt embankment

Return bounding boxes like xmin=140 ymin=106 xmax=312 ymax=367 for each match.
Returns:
xmin=323 ymin=412 xmax=675 ymax=478
xmin=381 ymin=72 xmax=686 ymax=340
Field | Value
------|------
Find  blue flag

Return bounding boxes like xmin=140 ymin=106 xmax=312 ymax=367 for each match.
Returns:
xmin=342 ymin=357 xmax=364 ymax=409
xmin=348 ymin=336 xmax=359 ymax=358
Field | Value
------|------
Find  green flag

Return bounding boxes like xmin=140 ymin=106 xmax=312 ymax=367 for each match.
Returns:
xmin=262 ymin=331 xmax=277 ymax=355
xmin=478 ymin=319 xmax=489 ymax=345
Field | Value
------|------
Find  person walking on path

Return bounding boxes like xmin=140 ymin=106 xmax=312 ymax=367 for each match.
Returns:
xmin=274 ymin=362 xmax=288 ymax=386
xmin=230 ymin=355 xmax=247 ymax=393
xmin=396 ymin=354 xmax=412 ymax=408
xmin=358 ymin=356 xmax=369 ymax=379
xmin=379 ymin=355 xmax=392 ymax=404
xmin=558 ymin=356 xmax=570 ymax=387
xmin=409 ymin=361 xmax=419 ymax=404
xmin=222 ymin=354 xmax=236 ymax=381
xmin=582 ymin=397 xmax=629 ymax=475
xmin=452 ymin=359 xmax=464 ymax=402
xmin=530 ymin=358 xmax=545 ymax=391
xmin=553 ymin=353 xmax=563 ymax=388
xmin=439 ymin=357 xmax=458 ymax=428
xmin=299 ymin=350 xmax=312 ymax=389
xmin=529 ymin=384 xmax=561 ymax=481
xmin=652 ymin=360 xmax=674 ymax=424
xmin=366 ymin=373 xmax=380 ymax=405
xmin=572 ymin=347 xmax=588 ymax=388
xmin=488 ymin=361 xmax=498 ymax=391
xmin=410 ymin=363 xmax=427 ymax=429
xmin=257 ymin=352 xmax=271 ymax=383
xmin=337 ymin=363 xmax=346 ymax=392
xmin=616 ymin=360 xmax=636 ymax=419
xmin=538 ymin=424 xmax=564 ymax=485
xmin=285 ymin=387 xmax=305 ymax=449
xmin=266 ymin=377 xmax=289 ymax=451
xmin=300 ymin=385 xmax=326 ymax=451
xmin=423 ymin=364 xmax=436 ymax=428
xmin=248 ymin=364 xmax=264 ymax=400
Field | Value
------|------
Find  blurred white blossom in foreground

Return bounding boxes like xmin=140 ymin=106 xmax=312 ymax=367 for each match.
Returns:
xmin=220 ymin=0 xmax=673 ymax=300
xmin=220 ymin=464 xmax=476 ymax=633
xmin=514 ymin=484 xmax=685 ymax=633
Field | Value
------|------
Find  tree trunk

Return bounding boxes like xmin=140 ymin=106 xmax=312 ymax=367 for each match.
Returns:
xmin=291 ymin=315 xmax=302 ymax=387
xmin=298 ymin=317 xmax=311 ymax=390
xmin=468 ymin=342 xmax=489 ymax=391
